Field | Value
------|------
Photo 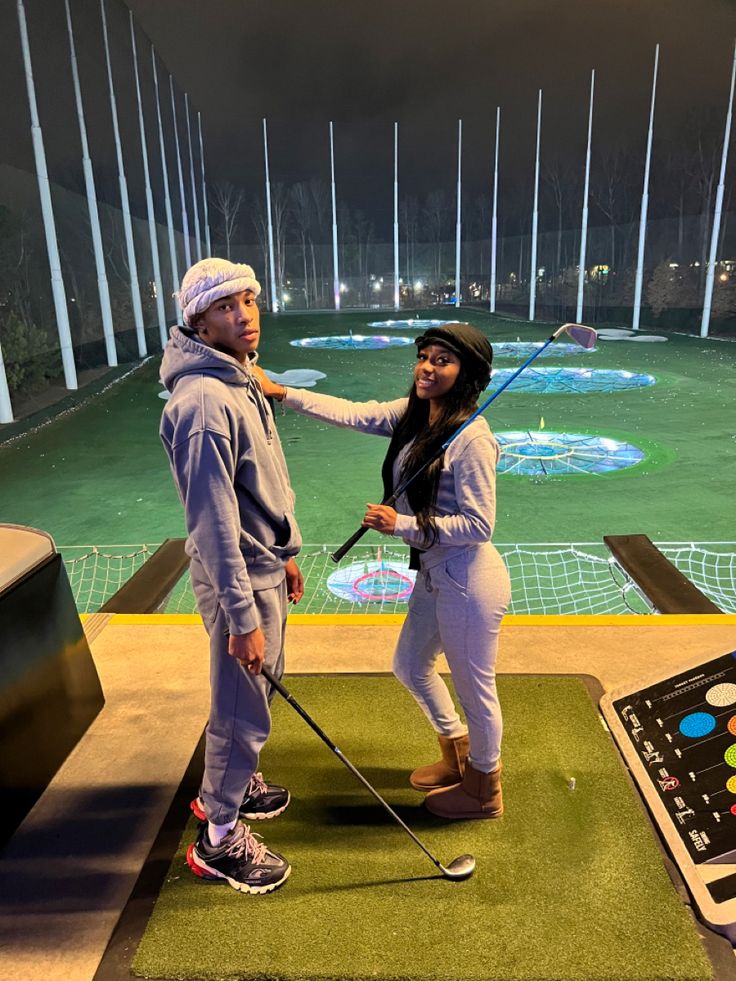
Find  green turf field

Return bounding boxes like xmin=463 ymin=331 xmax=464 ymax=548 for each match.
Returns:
xmin=131 ymin=675 xmax=713 ymax=981
xmin=0 ymin=310 xmax=733 ymax=549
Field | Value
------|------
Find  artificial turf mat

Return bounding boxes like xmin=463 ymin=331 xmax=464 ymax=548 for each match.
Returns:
xmin=131 ymin=675 xmax=713 ymax=981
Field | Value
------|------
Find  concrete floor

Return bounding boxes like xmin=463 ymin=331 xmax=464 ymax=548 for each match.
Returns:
xmin=2 ymin=612 xmax=735 ymax=981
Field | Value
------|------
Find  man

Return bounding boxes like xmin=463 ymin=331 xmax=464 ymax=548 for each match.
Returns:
xmin=160 ymin=258 xmax=303 ymax=895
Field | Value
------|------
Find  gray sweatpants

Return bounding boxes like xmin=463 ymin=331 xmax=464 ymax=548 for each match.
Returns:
xmin=191 ymin=560 xmax=287 ymax=825
xmin=392 ymin=543 xmax=511 ymax=773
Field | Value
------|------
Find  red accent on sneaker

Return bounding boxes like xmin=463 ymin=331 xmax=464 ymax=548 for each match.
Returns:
xmin=186 ymin=843 xmax=214 ymax=879
xmin=190 ymin=797 xmax=206 ymax=821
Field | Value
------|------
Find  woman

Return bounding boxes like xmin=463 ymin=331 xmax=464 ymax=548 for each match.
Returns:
xmin=258 ymin=323 xmax=511 ymax=820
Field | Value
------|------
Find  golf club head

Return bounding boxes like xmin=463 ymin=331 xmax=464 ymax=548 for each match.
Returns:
xmin=442 ymin=853 xmax=476 ymax=880
xmin=557 ymin=322 xmax=597 ymax=349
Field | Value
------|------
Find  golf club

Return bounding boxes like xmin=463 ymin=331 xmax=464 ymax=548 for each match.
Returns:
xmin=331 ymin=322 xmax=597 ymax=562
xmin=261 ymin=666 xmax=475 ymax=881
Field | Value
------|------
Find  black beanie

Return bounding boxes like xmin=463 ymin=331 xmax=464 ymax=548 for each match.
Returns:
xmin=414 ymin=323 xmax=493 ymax=377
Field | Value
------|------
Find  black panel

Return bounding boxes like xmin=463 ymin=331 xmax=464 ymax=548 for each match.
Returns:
xmin=604 ymin=534 xmax=723 ymax=614
xmin=613 ymin=650 xmax=736 ymax=864
xmin=707 ymin=871 xmax=736 ymax=904
xmin=0 ymin=555 xmax=104 ymax=847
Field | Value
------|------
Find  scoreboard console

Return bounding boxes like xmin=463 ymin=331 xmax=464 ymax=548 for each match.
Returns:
xmin=600 ymin=648 xmax=736 ymax=944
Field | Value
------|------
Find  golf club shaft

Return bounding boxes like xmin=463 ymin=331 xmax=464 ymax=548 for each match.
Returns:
xmin=261 ymin=666 xmax=446 ymax=875
xmin=331 ymin=333 xmax=557 ymax=563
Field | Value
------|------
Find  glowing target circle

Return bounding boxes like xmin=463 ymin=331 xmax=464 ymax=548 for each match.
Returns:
xmin=326 ymin=561 xmax=417 ymax=605
xmin=290 ymin=335 xmax=414 ymax=350
xmin=725 ymin=745 xmax=736 ymax=769
xmin=495 ymin=431 xmax=645 ymax=476
xmin=726 ymin=776 xmax=736 ymax=794
xmin=679 ymin=712 xmax=717 ymax=738
xmin=493 ymin=342 xmax=596 ymax=358
xmin=706 ymin=683 xmax=736 ymax=707
xmin=486 ymin=366 xmax=656 ymax=394
xmin=367 ymin=319 xmax=454 ymax=329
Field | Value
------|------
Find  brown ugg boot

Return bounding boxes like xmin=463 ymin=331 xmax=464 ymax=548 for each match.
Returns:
xmin=409 ymin=733 xmax=469 ymax=791
xmin=424 ymin=761 xmax=503 ymax=819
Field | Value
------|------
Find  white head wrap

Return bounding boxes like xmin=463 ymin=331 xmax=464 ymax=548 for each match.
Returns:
xmin=176 ymin=258 xmax=261 ymax=326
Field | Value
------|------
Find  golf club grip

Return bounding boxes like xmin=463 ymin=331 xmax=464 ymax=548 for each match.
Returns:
xmin=331 ymin=489 xmax=402 ymax=563
xmin=331 ymin=525 xmax=370 ymax=562
xmin=261 ymin=666 xmax=289 ymax=700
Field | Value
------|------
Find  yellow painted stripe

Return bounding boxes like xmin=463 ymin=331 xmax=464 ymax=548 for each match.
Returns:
xmin=92 ymin=613 xmax=736 ymax=627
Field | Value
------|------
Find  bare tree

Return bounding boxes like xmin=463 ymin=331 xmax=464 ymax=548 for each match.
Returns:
xmin=400 ymin=195 xmax=419 ymax=289
xmin=251 ymin=184 xmax=289 ymax=307
xmin=543 ymin=159 xmax=580 ymax=278
xmin=251 ymin=195 xmax=270 ymax=307
xmin=309 ymin=180 xmax=330 ymax=306
xmin=290 ymin=182 xmax=314 ymax=307
xmin=591 ymin=148 xmax=634 ymax=272
xmin=710 ymin=276 xmax=736 ymax=320
xmin=422 ymin=190 xmax=449 ymax=286
xmin=210 ymin=181 xmax=245 ymax=260
xmin=692 ymin=130 xmax=718 ymax=276
xmin=353 ymin=209 xmax=374 ymax=304
xmin=646 ymin=258 xmax=683 ymax=316
xmin=337 ymin=200 xmax=354 ymax=297
xmin=468 ymin=192 xmax=489 ymax=285
xmin=259 ymin=182 xmax=290 ymax=303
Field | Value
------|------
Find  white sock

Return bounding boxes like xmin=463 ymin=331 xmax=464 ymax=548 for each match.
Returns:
xmin=208 ymin=819 xmax=237 ymax=847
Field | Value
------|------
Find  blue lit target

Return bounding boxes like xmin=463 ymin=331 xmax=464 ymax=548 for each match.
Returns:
xmin=679 ymin=712 xmax=717 ymax=738
xmin=290 ymin=335 xmax=414 ymax=350
xmin=367 ymin=318 xmax=454 ymax=329
xmin=496 ymin=431 xmax=645 ymax=476
xmin=487 ymin=366 xmax=656 ymax=394
xmin=326 ymin=560 xmax=416 ymax=604
xmin=493 ymin=342 xmax=597 ymax=358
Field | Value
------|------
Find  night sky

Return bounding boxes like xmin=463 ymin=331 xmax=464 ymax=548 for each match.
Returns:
xmin=125 ymin=0 xmax=735 ymax=201
xmin=1 ymin=0 xmax=735 ymax=236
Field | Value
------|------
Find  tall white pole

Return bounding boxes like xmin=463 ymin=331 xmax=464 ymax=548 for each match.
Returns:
xmin=100 ymin=0 xmax=146 ymax=357
xmin=0 ymin=345 xmax=13 ymax=423
xmin=198 ymin=111 xmax=211 ymax=257
xmin=262 ymin=118 xmax=279 ymax=313
xmin=330 ymin=121 xmax=340 ymax=310
xmin=393 ymin=122 xmax=400 ymax=311
xmin=489 ymin=107 xmax=500 ymax=313
xmin=64 ymin=0 xmax=117 ymax=367
xmin=130 ymin=12 xmax=167 ymax=349
xmin=170 ymin=76 xmax=192 ymax=269
xmin=576 ymin=69 xmax=595 ymax=323
xmin=633 ymin=44 xmax=660 ymax=330
xmin=185 ymin=94 xmax=202 ymax=261
xmin=151 ymin=47 xmax=179 ymax=312
xmin=454 ymin=119 xmax=463 ymax=308
xmin=701 ymin=41 xmax=736 ymax=338
xmin=529 ymin=89 xmax=542 ymax=321
xmin=16 ymin=0 xmax=77 ymax=390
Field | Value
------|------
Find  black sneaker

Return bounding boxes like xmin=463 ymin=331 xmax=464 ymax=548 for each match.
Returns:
xmin=190 ymin=772 xmax=290 ymax=823
xmin=186 ymin=822 xmax=291 ymax=894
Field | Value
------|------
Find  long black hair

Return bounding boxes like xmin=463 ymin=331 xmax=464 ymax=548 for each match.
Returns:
xmin=381 ymin=328 xmax=492 ymax=547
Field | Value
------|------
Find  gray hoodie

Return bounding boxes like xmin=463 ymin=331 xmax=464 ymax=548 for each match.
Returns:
xmin=160 ymin=327 xmax=301 ymax=635
xmin=283 ymin=388 xmax=498 ymax=570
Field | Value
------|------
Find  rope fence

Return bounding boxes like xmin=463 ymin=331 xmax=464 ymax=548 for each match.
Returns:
xmin=59 ymin=540 xmax=736 ymax=617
